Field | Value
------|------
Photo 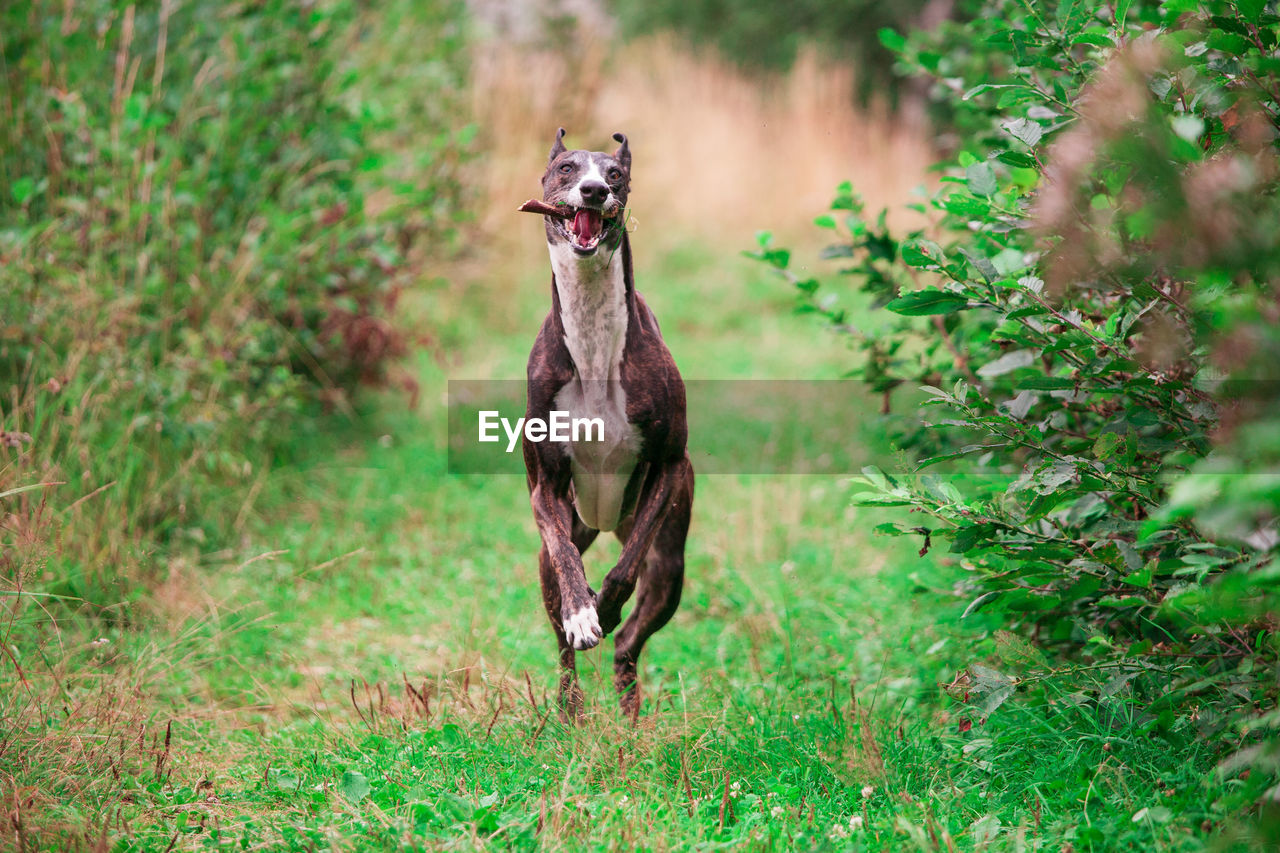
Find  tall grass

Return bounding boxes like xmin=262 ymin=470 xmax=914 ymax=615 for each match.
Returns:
xmin=469 ymin=35 xmax=934 ymax=244
xmin=1 ymin=2 xmax=468 ymax=844
xmin=0 ymin=0 xmax=468 ymax=612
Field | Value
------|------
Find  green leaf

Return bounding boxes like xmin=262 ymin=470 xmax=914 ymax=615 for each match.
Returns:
xmin=271 ymin=769 xmax=301 ymax=791
xmin=1238 ymin=0 xmax=1266 ymax=25
xmin=968 ymin=664 xmax=1017 ymax=714
xmin=1121 ymin=562 xmax=1154 ymax=588
xmin=1115 ymin=0 xmax=1133 ymax=27
xmin=762 ymin=248 xmax=790 ymax=269
xmin=962 ymin=591 xmax=1001 ymax=618
xmin=1032 ymin=461 xmax=1078 ymax=495
xmin=899 ymin=238 xmax=945 ymax=268
xmin=1072 ymin=30 xmax=1115 ymax=47
xmin=1002 ymin=117 xmax=1043 ymax=147
xmin=11 ymin=177 xmax=37 ymax=204
xmin=884 ymin=289 xmax=968 ymax=316
xmin=860 ymin=465 xmax=894 ymax=490
xmin=1094 ymin=431 xmax=1122 ymax=460
xmin=812 ymin=214 xmax=837 ymax=229
xmin=850 ymin=493 xmax=913 ymax=507
xmin=1056 ymin=0 xmax=1092 ymax=37
xmin=1132 ymin=806 xmax=1174 ymax=825
xmin=997 ymin=150 xmax=1037 ymax=168
xmin=961 ymin=249 xmax=999 ymax=283
xmin=966 ymin=161 xmax=998 ymax=197
xmin=338 ymin=771 xmax=372 ymax=803
xmin=922 ymin=474 xmax=963 ymax=504
xmin=873 ymin=522 xmax=911 ymax=536
xmin=963 ymin=83 xmax=1035 ymax=101
xmin=977 ymin=349 xmax=1036 ymax=378
xmin=969 ymin=815 xmax=1003 ymax=847
xmin=878 ymin=28 xmax=907 ymax=52
xmin=1171 ymin=115 xmax=1204 ymax=142
xmin=951 ymin=523 xmax=999 ymax=553
xmin=942 ymin=193 xmax=992 ymax=217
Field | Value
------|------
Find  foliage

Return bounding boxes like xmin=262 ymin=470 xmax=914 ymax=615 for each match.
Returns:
xmin=606 ymin=0 xmax=940 ymax=95
xmin=0 ymin=0 xmax=469 ymax=606
xmin=753 ymin=0 xmax=1280 ymax=823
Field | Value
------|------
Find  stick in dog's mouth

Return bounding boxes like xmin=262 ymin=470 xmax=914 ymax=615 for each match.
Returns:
xmin=518 ymin=198 xmax=623 ymax=253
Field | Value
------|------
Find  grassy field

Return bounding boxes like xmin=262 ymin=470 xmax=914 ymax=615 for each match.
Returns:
xmin=5 ymin=196 xmax=1247 ymax=853
xmin=2 ymin=18 xmax=1264 ymax=853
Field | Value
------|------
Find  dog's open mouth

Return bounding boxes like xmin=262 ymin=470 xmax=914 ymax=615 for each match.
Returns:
xmin=567 ymin=207 xmax=606 ymax=253
xmin=517 ymin=199 xmax=620 ymax=255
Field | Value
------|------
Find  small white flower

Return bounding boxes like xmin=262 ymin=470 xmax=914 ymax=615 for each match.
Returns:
xmin=849 ymin=815 xmax=864 ymax=831
xmin=828 ymin=824 xmax=850 ymax=839
xmin=618 ymin=795 xmax=629 ymax=805
xmin=861 ymin=785 xmax=875 ymax=798
xmin=792 ymin=714 xmax=800 ymax=721
xmin=770 ymin=805 xmax=785 ymax=819
xmin=91 ymin=638 xmax=110 ymax=647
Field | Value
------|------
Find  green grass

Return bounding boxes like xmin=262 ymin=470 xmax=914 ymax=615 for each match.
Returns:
xmin=4 ymin=229 xmax=1267 ymax=851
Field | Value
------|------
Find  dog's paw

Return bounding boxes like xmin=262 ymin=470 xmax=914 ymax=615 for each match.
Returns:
xmin=563 ymin=605 xmax=603 ymax=650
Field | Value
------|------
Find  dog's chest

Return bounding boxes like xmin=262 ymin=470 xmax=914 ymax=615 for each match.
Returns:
xmin=549 ymin=244 xmax=641 ymax=531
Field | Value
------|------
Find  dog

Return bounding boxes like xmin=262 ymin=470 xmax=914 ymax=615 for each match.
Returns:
xmin=522 ymin=129 xmax=694 ymax=721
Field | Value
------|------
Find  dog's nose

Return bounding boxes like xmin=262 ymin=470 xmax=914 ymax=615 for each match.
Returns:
xmin=578 ymin=181 xmax=609 ymax=206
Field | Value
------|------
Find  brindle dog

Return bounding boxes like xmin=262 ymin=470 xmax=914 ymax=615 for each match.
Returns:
xmin=522 ymin=129 xmax=694 ymax=721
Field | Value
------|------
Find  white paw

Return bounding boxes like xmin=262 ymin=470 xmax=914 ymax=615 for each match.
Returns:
xmin=563 ymin=605 xmax=603 ymax=650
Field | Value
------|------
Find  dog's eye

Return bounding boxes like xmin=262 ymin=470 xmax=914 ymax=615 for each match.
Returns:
xmin=607 ymin=168 xmax=622 ymax=182
xmin=559 ymin=163 xmax=573 ymax=174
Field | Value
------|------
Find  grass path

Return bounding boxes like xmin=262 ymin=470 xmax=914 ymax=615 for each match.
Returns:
xmin=34 ymin=233 xmax=1220 ymax=852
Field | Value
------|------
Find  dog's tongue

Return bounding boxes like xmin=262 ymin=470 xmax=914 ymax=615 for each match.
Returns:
xmin=573 ymin=209 xmax=602 ymax=242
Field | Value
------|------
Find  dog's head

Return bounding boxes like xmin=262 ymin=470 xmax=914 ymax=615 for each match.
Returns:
xmin=540 ymin=128 xmax=630 ymax=257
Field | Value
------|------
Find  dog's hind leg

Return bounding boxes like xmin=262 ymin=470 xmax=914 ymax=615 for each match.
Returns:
xmin=538 ymin=517 xmax=599 ymax=721
xmin=612 ymin=461 xmax=693 ymax=721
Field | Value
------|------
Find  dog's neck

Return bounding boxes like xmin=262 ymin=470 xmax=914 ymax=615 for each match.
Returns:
xmin=549 ymin=238 xmax=629 ymax=382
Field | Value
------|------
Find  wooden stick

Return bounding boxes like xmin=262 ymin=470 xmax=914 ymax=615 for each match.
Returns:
xmin=518 ymin=199 xmax=573 ymax=219
xmin=518 ymin=199 xmax=625 ymax=220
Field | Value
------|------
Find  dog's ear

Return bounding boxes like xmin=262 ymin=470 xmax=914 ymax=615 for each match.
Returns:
xmin=612 ymin=132 xmax=630 ymax=171
xmin=547 ymin=127 xmax=567 ymax=166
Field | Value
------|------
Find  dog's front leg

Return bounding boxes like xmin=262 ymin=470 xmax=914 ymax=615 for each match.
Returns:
xmin=595 ymin=455 xmax=691 ymax=634
xmin=530 ymin=479 xmax=603 ymax=651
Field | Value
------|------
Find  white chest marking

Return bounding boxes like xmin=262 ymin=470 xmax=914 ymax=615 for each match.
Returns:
xmin=548 ymin=241 xmax=641 ymax=532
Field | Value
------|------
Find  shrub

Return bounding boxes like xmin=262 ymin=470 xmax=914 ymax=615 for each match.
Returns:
xmin=0 ymin=0 xmax=469 ymax=609
xmin=753 ymin=0 xmax=1280 ymax=814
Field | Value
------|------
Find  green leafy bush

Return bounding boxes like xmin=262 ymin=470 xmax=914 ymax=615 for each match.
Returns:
xmin=754 ymin=0 xmax=1280 ymax=817
xmin=0 ymin=0 xmax=468 ymax=608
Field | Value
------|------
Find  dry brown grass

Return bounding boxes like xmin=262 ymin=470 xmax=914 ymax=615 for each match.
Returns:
xmin=469 ymin=34 xmax=934 ymax=254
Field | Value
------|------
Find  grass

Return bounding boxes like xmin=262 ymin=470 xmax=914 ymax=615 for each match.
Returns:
xmin=2 ymin=15 xmax=1272 ymax=853
xmin=2 ymin=238 xmax=1257 ymax=850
